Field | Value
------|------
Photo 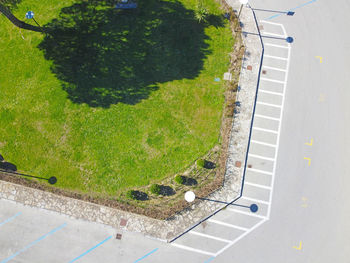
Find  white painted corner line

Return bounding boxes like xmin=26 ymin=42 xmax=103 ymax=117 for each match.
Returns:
xmin=189 ymin=231 xmax=231 ymax=243
xmin=170 ymin=243 xmax=215 ymax=256
xmin=244 ymin=181 xmax=272 ymax=190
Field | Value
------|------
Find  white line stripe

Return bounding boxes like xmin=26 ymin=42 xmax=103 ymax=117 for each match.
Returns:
xmin=255 ymin=114 xmax=281 ymax=121
xmin=257 ymin=101 xmax=282 ymax=108
xmin=262 ymin=65 xmax=287 ymax=72
xmin=248 ymin=153 xmax=275 ymax=162
xmin=251 ymin=140 xmax=277 ymax=148
xmin=246 ymin=167 xmax=273 ymax=175
xmin=262 ymin=32 xmax=286 ymax=38
xmin=259 ymin=89 xmax=283 ymax=96
xmin=245 ymin=181 xmax=272 ymax=190
xmin=171 ymin=243 xmax=215 ymax=256
xmin=214 ymin=219 xmax=268 ymax=257
xmin=264 ymin=54 xmax=288 ymax=61
xmin=261 ymin=78 xmax=285 ymax=84
xmin=190 ymin=231 xmax=231 ymax=243
xmin=226 ymin=208 xmax=268 ymax=220
xmin=208 ymin=219 xmax=248 ymax=232
xmin=253 ymin=127 xmax=278 ymax=134
xmin=241 ymin=196 xmax=270 ymax=205
xmin=260 ymin=20 xmax=285 ymax=26
xmin=265 ymin=43 xmax=290 ymax=49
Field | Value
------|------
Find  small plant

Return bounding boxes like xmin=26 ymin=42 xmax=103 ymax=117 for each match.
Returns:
xmin=174 ymin=175 xmax=184 ymax=185
xmin=126 ymin=190 xmax=137 ymax=200
xmin=150 ymin=184 xmax=161 ymax=195
xmin=195 ymin=0 xmax=209 ymax=23
xmin=196 ymin=159 xmax=206 ymax=168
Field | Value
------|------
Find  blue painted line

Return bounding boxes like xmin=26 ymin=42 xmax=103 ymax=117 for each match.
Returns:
xmin=204 ymin=256 xmax=216 ymax=263
xmin=265 ymin=0 xmax=317 ymax=20
xmin=0 ymin=212 xmax=21 ymax=227
xmin=0 ymin=223 xmax=66 ymax=263
xmin=69 ymin=235 xmax=112 ymax=263
xmin=133 ymin=248 xmax=159 ymax=263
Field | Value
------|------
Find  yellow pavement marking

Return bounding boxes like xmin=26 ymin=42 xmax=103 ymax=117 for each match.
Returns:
xmin=293 ymin=241 xmax=302 ymax=250
xmin=319 ymin=93 xmax=326 ymax=102
xmin=304 ymin=157 xmax=311 ymax=166
xmin=305 ymin=138 xmax=313 ymax=146
xmin=315 ymin=56 xmax=323 ymax=63
xmin=301 ymin=197 xmax=307 ymax=208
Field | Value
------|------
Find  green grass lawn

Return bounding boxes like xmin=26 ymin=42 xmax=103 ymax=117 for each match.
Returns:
xmin=0 ymin=0 xmax=234 ymax=198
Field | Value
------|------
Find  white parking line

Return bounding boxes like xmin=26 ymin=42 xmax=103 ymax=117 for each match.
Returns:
xmin=257 ymin=101 xmax=282 ymax=108
xmin=248 ymin=153 xmax=275 ymax=162
xmin=265 ymin=43 xmax=290 ymax=49
xmin=251 ymin=140 xmax=277 ymax=148
xmin=253 ymin=127 xmax=279 ymax=134
xmin=259 ymin=89 xmax=283 ymax=96
xmin=190 ymin=231 xmax=231 ymax=243
xmin=241 ymin=196 xmax=270 ymax=205
xmin=245 ymin=181 xmax=272 ymax=190
xmin=208 ymin=219 xmax=248 ymax=232
xmin=262 ymin=65 xmax=287 ymax=72
xmin=264 ymin=54 xmax=288 ymax=61
xmin=262 ymin=31 xmax=286 ymax=38
xmin=171 ymin=243 xmax=215 ymax=256
xmin=226 ymin=208 xmax=268 ymax=220
xmin=260 ymin=20 xmax=284 ymax=26
xmin=246 ymin=167 xmax=273 ymax=176
xmin=261 ymin=78 xmax=285 ymax=84
xmin=255 ymin=114 xmax=281 ymax=121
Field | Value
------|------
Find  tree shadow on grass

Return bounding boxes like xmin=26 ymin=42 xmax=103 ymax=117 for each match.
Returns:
xmin=0 ymin=162 xmax=17 ymax=171
xmin=159 ymin=185 xmax=175 ymax=196
xmin=181 ymin=176 xmax=197 ymax=186
xmin=133 ymin=190 xmax=149 ymax=201
xmin=38 ymin=0 xmax=225 ymax=107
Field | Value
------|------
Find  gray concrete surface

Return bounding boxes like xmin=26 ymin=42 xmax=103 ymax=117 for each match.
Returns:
xmin=1 ymin=0 xmax=349 ymax=262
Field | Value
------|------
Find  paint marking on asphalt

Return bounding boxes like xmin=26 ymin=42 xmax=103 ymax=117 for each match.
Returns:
xmin=0 ymin=223 xmax=66 ymax=263
xmin=258 ymin=89 xmax=284 ymax=96
xmin=134 ymin=248 xmax=159 ymax=263
xmin=319 ymin=93 xmax=326 ymax=102
xmin=265 ymin=0 xmax=317 ymax=20
xmin=245 ymin=182 xmax=272 ymax=190
xmin=315 ymin=56 xmax=323 ymax=63
xmin=207 ymin=219 xmax=248 ymax=232
xmin=241 ymin=196 xmax=269 ymax=205
xmin=214 ymin=219 xmax=268 ymax=256
xmin=190 ymin=231 xmax=231 ymax=243
xmin=293 ymin=241 xmax=303 ymax=250
xmin=248 ymin=153 xmax=275 ymax=162
xmin=69 ymin=235 xmax=113 ymax=263
xmin=0 ymin=212 xmax=21 ymax=227
xmin=305 ymin=138 xmax=313 ymax=146
xmin=255 ymin=114 xmax=281 ymax=121
xmin=260 ymin=20 xmax=285 ymax=26
xmin=203 ymin=257 xmax=216 ymax=263
xmin=265 ymin=43 xmax=290 ymax=49
xmin=257 ymin=101 xmax=282 ymax=108
xmin=262 ymin=65 xmax=287 ymax=72
xmin=246 ymin=167 xmax=273 ymax=176
xmin=301 ymin=197 xmax=308 ymax=208
xmin=261 ymin=78 xmax=285 ymax=84
xmin=304 ymin=157 xmax=311 ymax=166
xmin=171 ymin=243 xmax=215 ymax=256
xmin=253 ymin=127 xmax=279 ymax=134
xmin=264 ymin=54 xmax=288 ymax=61
xmin=251 ymin=140 xmax=277 ymax=148
xmin=261 ymin=31 xmax=286 ymax=38
xmin=227 ymin=208 xmax=268 ymax=220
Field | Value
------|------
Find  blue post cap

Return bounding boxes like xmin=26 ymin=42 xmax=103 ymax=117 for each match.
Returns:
xmin=25 ymin=11 xmax=34 ymax=19
xmin=287 ymin=11 xmax=295 ymax=16
xmin=250 ymin=204 xmax=258 ymax=213
xmin=286 ymin=37 xmax=294 ymax=43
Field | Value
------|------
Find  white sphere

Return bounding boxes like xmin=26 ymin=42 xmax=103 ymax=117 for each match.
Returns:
xmin=184 ymin=191 xmax=196 ymax=202
xmin=240 ymin=0 xmax=248 ymax=4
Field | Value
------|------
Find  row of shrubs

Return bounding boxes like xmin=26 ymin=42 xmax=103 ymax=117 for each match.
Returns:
xmin=126 ymin=159 xmax=210 ymax=200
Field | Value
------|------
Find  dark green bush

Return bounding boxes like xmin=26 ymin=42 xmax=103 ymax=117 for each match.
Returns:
xmin=196 ymin=159 xmax=206 ymax=168
xmin=150 ymin=184 xmax=161 ymax=195
xmin=174 ymin=175 xmax=184 ymax=185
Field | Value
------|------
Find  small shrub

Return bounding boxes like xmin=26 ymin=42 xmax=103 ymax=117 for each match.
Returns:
xmin=195 ymin=0 xmax=209 ymax=23
xmin=197 ymin=159 xmax=206 ymax=168
xmin=126 ymin=190 xmax=137 ymax=200
xmin=150 ymin=184 xmax=161 ymax=195
xmin=174 ymin=175 xmax=184 ymax=185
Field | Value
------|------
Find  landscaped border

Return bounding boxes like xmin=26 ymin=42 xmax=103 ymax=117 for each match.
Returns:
xmin=0 ymin=0 xmax=244 ymax=220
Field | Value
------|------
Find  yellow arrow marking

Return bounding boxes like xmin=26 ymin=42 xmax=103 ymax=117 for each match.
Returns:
xmin=293 ymin=241 xmax=302 ymax=250
xmin=319 ymin=93 xmax=326 ymax=102
xmin=305 ymin=138 xmax=313 ymax=146
xmin=301 ymin=197 xmax=307 ymax=207
xmin=304 ymin=157 xmax=311 ymax=166
xmin=315 ymin=56 xmax=323 ymax=63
